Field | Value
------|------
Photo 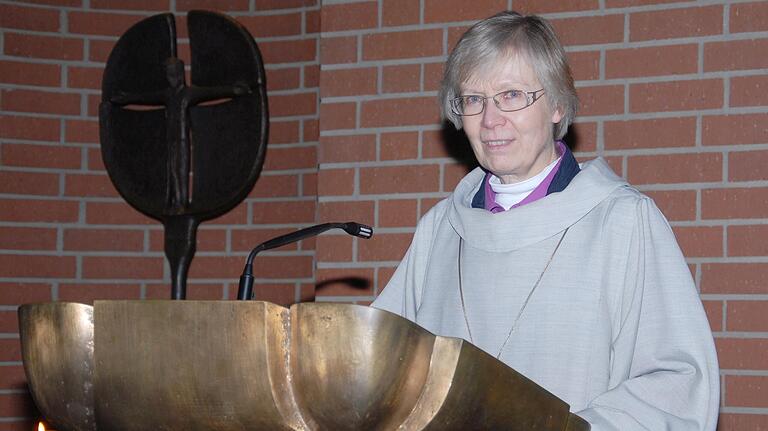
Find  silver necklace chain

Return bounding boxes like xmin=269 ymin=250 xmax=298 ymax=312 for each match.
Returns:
xmin=457 ymin=227 xmax=570 ymax=359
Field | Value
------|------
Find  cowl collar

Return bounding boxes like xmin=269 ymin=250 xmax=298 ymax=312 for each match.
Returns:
xmin=448 ymin=158 xmax=628 ymax=252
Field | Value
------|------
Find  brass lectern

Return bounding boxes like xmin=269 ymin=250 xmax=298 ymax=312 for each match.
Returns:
xmin=19 ymin=301 xmax=590 ymax=430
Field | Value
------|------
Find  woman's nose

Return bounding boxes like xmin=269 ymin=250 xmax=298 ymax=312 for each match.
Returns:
xmin=481 ymin=99 xmax=505 ymax=128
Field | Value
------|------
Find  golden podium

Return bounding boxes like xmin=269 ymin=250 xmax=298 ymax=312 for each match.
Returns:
xmin=19 ymin=301 xmax=590 ymax=430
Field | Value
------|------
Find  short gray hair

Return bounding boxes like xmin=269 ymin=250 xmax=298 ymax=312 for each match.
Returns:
xmin=439 ymin=11 xmax=578 ymax=140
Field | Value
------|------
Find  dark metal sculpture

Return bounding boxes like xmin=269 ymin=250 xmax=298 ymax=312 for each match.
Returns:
xmin=99 ymin=11 xmax=268 ymax=299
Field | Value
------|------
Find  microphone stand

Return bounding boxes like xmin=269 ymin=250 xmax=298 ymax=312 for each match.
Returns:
xmin=236 ymin=222 xmax=373 ymax=300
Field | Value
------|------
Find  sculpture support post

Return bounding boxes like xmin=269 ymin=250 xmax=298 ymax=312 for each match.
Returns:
xmin=164 ymin=216 xmax=198 ymax=299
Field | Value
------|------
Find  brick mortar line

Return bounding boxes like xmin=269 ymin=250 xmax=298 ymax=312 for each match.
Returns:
xmin=1 ymin=26 xmax=320 ymax=45
xmin=262 ymin=87 xmax=319 ymax=96
xmin=0 ymin=220 xmax=160 ymax=228
xmin=0 ymin=194 xmax=321 ymax=205
xmin=0 ymin=275 xmax=312 ymax=283
xmin=687 ymin=256 xmax=768 ymax=263
xmin=713 ymin=331 xmax=768 ymax=338
xmin=0 ymin=223 xmax=301 ymax=235
xmin=265 ymin=63 xmax=319 ymax=71
xmin=316 ymin=261 xmax=403 ymax=269
xmin=719 ymin=407 xmax=768 ymax=414
xmin=319 ymin=26 xmax=768 ymax=46
xmin=319 ymin=158 xmax=454 ymax=168
xmin=0 ymin=165 xmax=103 ymax=175
xmin=0 ymin=138 xmax=100 ymax=148
xmin=0 ymin=280 xmax=237 ymax=287
xmin=256 ymin=141 xmax=319 ymax=150
xmin=320 ymin=91 xmax=435 ymax=103
xmin=0 ymin=250 xmax=167 ymax=256
xmin=320 ymin=61 xmax=443 ymax=71
xmin=0 ymin=277 xmax=168 ymax=283
xmin=0 ymin=30 xmax=316 ymax=53
xmin=0 ymin=110 xmax=96 ymax=120
xmin=0 ymin=418 xmax=41 ymax=424
xmin=194 ymin=250 xmax=313 ymax=257
xmin=720 ymin=370 xmax=768 ymax=377
xmin=669 ymin=219 xmax=768 ymax=227
xmin=0 ymin=194 xmax=128 ymax=202
xmin=320 ymin=125 xmax=443 ymax=136
xmin=606 ymin=145 xmax=768 ymax=156
xmin=319 ymin=192 xmax=449 ymax=203
xmin=636 ymin=182 xmax=768 ymax=191
xmin=319 ymin=194 xmax=451 ymax=203
xmin=0 ymin=0 xmax=72 ymax=10
xmin=258 ymin=164 xmax=317 ymax=176
xmin=225 ymin=9 xmax=321 ymax=18
xmin=702 ymin=294 xmax=768 ymax=301
xmin=575 ymin=107 xmax=768 ymax=121
xmin=373 ymin=266 xmax=384 ymax=296
xmin=324 ymin=55 xmax=450 ymax=67
xmin=0 ymin=240 xmax=324 ymax=253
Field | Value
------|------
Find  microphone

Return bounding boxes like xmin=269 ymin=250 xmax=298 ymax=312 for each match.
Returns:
xmin=236 ymin=222 xmax=373 ymax=300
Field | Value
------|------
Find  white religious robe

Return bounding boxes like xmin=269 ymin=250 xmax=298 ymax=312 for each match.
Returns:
xmin=373 ymin=158 xmax=720 ymax=430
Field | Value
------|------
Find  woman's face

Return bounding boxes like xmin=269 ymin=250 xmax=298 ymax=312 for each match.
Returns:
xmin=460 ymin=55 xmax=563 ymax=184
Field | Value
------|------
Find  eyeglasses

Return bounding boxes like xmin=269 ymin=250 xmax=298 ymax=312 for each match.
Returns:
xmin=450 ymin=89 xmax=545 ymax=116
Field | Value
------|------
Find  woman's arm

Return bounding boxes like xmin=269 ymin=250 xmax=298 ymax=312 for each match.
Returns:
xmin=576 ymin=198 xmax=720 ymax=430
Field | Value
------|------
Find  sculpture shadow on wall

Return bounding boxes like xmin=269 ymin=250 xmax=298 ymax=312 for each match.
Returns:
xmin=440 ymin=121 xmax=478 ymax=175
xmin=437 ymin=119 xmax=585 ymax=175
xmin=562 ymin=124 xmax=585 ymax=154
xmin=312 ymin=277 xmax=371 ymax=302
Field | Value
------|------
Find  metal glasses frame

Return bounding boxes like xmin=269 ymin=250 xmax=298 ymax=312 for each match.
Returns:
xmin=451 ymin=88 xmax=545 ymax=116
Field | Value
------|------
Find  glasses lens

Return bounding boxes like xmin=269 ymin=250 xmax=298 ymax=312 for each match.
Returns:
xmin=453 ymin=96 xmax=484 ymax=116
xmin=495 ymin=90 xmax=529 ymax=112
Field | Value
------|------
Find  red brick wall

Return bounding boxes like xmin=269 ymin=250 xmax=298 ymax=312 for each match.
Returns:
xmin=0 ymin=0 xmax=319 ymax=428
xmin=1 ymin=0 xmax=767 ymax=428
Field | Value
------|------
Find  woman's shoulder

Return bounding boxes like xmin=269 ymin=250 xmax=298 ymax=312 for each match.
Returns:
xmin=417 ymin=197 xmax=452 ymax=230
xmin=596 ymin=185 xmax=672 ymax=237
xmin=574 ymin=159 xmax=654 ymax=211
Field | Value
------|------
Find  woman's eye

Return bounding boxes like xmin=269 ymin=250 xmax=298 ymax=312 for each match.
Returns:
xmin=501 ymin=90 xmax=524 ymax=100
xmin=465 ymin=95 xmax=484 ymax=105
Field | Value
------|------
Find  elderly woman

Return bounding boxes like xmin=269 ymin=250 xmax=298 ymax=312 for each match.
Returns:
xmin=372 ymin=11 xmax=719 ymax=430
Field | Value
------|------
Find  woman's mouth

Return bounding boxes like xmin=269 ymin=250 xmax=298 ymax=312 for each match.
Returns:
xmin=483 ymin=139 xmax=513 ymax=147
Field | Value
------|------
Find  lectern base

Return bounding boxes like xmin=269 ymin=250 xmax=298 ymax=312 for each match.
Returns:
xmin=20 ymin=301 xmax=590 ymax=430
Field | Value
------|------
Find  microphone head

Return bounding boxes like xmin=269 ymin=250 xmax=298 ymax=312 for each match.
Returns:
xmin=343 ymin=222 xmax=373 ymax=239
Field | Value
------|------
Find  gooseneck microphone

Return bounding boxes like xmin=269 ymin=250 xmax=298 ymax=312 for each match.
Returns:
xmin=236 ymin=222 xmax=373 ymax=300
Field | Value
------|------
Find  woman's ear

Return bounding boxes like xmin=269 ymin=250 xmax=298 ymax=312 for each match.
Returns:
xmin=551 ymin=106 xmax=564 ymax=124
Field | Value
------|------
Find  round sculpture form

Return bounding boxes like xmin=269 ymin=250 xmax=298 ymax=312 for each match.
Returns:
xmin=99 ymin=11 xmax=268 ymax=299
xmin=19 ymin=301 xmax=590 ymax=430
